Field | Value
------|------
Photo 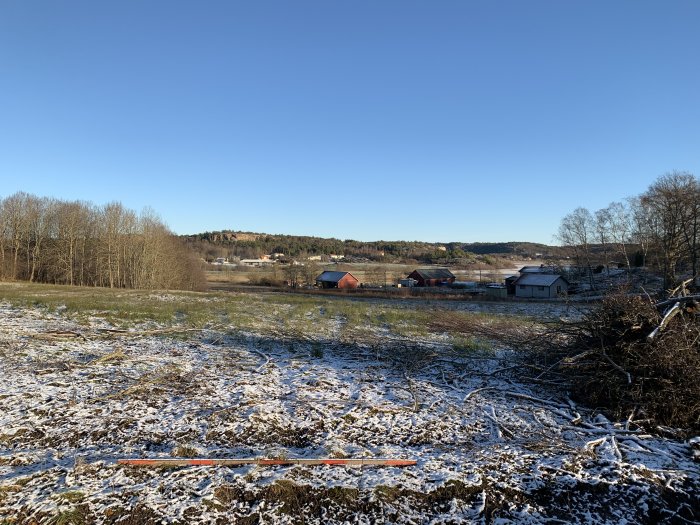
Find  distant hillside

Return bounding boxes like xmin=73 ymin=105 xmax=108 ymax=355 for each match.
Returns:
xmin=460 ymin=242 xmax=565 ymax=256
xmin=183 ymin=230 xmax=565 ymax=263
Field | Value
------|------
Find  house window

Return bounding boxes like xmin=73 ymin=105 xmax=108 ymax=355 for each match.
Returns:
xmin=557 ymin=286 xmax=562 ymax=294
xmin=538 ymin=286 xmax=545 ymax=291
xmin=520 ymin=285 xmax=526 ymax=289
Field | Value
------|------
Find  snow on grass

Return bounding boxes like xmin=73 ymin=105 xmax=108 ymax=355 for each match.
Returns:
xmin=0 ymin=299 xmax=698 ymax=524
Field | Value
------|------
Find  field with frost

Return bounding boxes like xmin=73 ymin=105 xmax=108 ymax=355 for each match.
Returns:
xmin=0 ymin=284 xmax=698 ymax=524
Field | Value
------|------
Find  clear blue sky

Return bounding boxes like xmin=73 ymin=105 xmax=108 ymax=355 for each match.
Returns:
xmin=1 ymin=1 xmax=698 ymax=245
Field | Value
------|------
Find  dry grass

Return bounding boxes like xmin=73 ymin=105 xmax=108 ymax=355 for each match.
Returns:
xmin=1 ymin=282 xmax=479 ymax=354
xmin=431 ymin=310 xmax=541 ymax=339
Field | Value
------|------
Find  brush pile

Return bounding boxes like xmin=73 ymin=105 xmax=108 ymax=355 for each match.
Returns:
xmin=559 ymin=288 xmax=700 ymax=433
xmin=433 ymin=286 xmax=700 ymax=433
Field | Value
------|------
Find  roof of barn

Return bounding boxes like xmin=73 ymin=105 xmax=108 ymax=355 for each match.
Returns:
xmin=411 ymin=268 xmax=455 ymax=280
xmin=315 ymin=271 xmax=357 ymax=283
xmin=514 ymin=273 xmax=568 ymax=287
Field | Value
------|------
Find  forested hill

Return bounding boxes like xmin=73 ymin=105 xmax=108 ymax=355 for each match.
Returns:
xmin=183 ymin=230 xmax=564 ymax=263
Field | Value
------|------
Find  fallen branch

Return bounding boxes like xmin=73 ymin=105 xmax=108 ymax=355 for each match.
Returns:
xmin=501 ymin=391 xmax=567 ymax=409
xmin=618 ymin=436 xmax=689 ymax=461
xmin=648 ymin=302 xmax=682 ymax=341
xmin=601 ymin=344 xmax=632 ymax=384
xmin=585 ymin=437 xmax=606 ymax=449
xmin=97 ymin=326 xmax=222 ymax=336
xmin=402 ymin=371 xmax=421 ymax=412
xmin=611 ymin=435 xmax=623 ymax=461
xmin=654 ymin=294 xmax=700 ymax=309
xmin=250 ymin=348 xmax=270 ymax=373
xmin=36 ymin=330 xmax=86 ymax=341
xmin=463 ymin=386 xmax=496 ymax=403
xmin=662 ymin=279 xmax=693 ymax=302
xmin=625 ymin=407 xmax=636 ymax=432
xmin=482 ymin=405 xmax=514 ymax=439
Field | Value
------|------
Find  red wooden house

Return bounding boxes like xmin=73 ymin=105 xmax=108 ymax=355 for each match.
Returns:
xmin=315 ymin=271 xmax=360 ymax=289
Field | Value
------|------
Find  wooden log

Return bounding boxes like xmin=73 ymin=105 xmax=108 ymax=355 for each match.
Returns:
xmin=117 ymin=458 xmax=417 ymax=467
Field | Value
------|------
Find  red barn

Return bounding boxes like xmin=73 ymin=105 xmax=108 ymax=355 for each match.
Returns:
xmin=315 ymin=271 xmax=360 ymax=289
xmin=407 ymin=268 xmax=456 ymax=287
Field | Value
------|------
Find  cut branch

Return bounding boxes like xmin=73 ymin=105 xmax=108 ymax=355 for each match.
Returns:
xmin=648 ymin=302 xmax=682 ymax=341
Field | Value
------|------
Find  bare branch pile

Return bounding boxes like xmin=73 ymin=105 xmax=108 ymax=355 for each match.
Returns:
xmin=433 ymin=293 xmax=700 ymax=433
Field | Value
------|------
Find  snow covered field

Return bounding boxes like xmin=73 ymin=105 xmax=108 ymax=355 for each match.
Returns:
xmin=0 ymin=296 xmax=698 ymax=524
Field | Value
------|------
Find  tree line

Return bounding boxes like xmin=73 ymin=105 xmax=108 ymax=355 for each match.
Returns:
xmin=184 ymin=231 xmax=560 ymax=265
xmin=557 ymin=171 xmax=700 ymax=288
xmin=0 ymin=192 xmax=205 ymax=290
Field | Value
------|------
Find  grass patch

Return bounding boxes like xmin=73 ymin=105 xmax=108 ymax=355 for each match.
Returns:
xmin=452 ymin=334 xmax=487 ymax=353
xmin=430 ymin=310 xmax=540 ymax=348
xmin=0 ymin=485 xmax=21 ymax=503
xmin=51 ymin=491 xmax=86 ymax=504
xmin=260 ymin=480 xmax=360 ymax=516
xmin=92 ymin=349 xmax=127 ymax=364
xmin=0 ymin=282 xmax=522 ymax=352
xmin=171 ymin=445 xmax=199 ymax=458
xmin=374 ymin=485 xmax=402 ymax=503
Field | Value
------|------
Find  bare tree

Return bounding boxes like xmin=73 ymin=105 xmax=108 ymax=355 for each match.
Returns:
xmin=3 ymin=192 xmax=31 ymax=280
xmin=0 ymin=193 xmax=204 ymax=291
xmin=606 ymin=201 xmax=633 ymax=269
xmin=54 ymin=200 xmax=92 ymax=286
xmin=558 ymin=172 xmax=700 ymax=291
xmin=557 ymin=207 xmax=595 ymax=289
xmin=594 ymin=207 xmax=612 ymax=275
xmin=283 ymin=262 xmax=303 ymax=288
xmin=628 ymin=196 xmax=652 ymax=268
xmin=639 ymin=172 xmax=694 ymax=288
xmin=0 ymin=198 xmax=8 ymax=279
xmin=98 ymin=202 xmax=136 ymax=288
xmin=300 ymin=262 xmax=321 ymax=287
xmin=677 ymin=176 xmax=700 ymax=279
xmin=28 ymin=197 xmax=56 ymax=282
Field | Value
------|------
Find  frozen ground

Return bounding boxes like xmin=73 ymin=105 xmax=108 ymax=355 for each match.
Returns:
xmin=0 ymin=302 xmax=698 ymax=524
xmin=297 ymin=291 xmax=585 ymax=321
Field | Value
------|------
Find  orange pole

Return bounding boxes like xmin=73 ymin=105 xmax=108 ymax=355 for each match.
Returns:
xmin=117 ymin=458 xmax=416 ymax=467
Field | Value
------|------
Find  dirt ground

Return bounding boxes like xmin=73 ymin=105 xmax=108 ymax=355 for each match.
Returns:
xmin=1 ymin=295 xmax=698 ymax=524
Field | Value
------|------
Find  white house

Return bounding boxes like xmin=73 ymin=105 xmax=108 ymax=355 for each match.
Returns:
xmin=239 ymin=259 xmax=276 ymax=267
xmin=513 ymin=273 xmax=568 ymax=298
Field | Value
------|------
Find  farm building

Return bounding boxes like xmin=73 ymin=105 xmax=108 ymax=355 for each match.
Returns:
xmin=513 ymin=273 xmax=568 ymax=298
xmin=315 ymin=271 xmax=360 ymax=289
xmin=407 ymin=268 xmax=456 ymax=287
xmin=504 ymin=275 xmax=519 ymax=295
